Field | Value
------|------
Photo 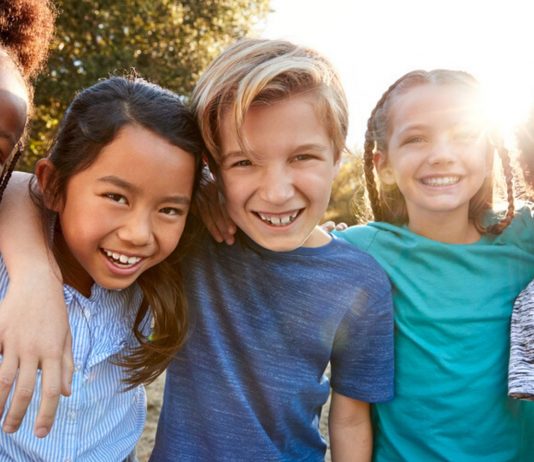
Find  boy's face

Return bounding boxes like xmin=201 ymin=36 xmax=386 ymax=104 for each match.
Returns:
xmin=218 ymin=93 xmax=339 ymax=252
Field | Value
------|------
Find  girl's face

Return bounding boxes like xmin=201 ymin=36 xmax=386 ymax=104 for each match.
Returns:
xmin=39 ymin=124 xmax=196 ymax=296
xmin=0 ymin=67 xmax=28 ymax=171
xmin=376 ymin=83 xmax=490 ymax=228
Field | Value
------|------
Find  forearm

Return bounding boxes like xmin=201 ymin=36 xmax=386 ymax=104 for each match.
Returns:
xmin=0 ymin=172 xmax=61 ymax=283
xmin=0 ymin=171 xmax=71 ymax=437
xmin=329 ymin=393 xmax=372 ymax=462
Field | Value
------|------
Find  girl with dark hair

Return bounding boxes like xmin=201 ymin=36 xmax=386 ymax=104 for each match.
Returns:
xmin=0 ymin=75 xmax=202 ymax=461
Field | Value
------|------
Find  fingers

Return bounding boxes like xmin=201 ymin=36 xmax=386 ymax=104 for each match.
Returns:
xmin=321 ymin=221 xmax=336 ymax=232
xmin=2 ymin=358 xmax=38 ymax=434
xmin=321 ymin=221 xmax=348 ymax=232
xmin=33 ymin=358 xmax=62 ymax=438
xmin=61 ymin=333 xmax=73 ymax=397
xmin=0 ymin=353 xmax=17 ymax=420
xmin=202 ymin=194 xmax=236 ymax=245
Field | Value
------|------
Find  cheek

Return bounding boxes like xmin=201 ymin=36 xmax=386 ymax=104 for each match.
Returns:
xmin=157 ymin=221 xmax=188 ymax=258
xmin=220 ymin=172 xmax=246 ymax=207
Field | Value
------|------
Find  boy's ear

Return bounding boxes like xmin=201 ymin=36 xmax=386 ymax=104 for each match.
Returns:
xmin=35 ymin=159 xmax=61 ymax=211
xmin=374 ymin=151 xmax=396 ymax=186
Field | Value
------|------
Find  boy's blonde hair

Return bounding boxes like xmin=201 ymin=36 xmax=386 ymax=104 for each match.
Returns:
xmin=191 ymin=38 xmax=348 ymax=165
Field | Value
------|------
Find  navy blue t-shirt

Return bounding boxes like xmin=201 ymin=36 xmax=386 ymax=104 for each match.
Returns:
xmin=150 ymin=231 xmax=393 ymax=462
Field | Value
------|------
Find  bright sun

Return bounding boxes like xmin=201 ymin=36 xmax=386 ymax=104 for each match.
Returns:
xmin=480 ymin=78 xmax=534 ymax=150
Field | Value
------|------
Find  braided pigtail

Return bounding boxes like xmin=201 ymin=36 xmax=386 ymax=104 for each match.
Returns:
xmin=363 ymin=128 xmax=382 ymax=221
xmin=363 ymin=76 xmax=409 ymax=222
xmin=486 ymin=144 xmax=515 ymax=234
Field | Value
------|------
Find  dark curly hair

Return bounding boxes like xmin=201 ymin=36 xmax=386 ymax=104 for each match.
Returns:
xmin=0 ymin=0 xmax=56 ymax=79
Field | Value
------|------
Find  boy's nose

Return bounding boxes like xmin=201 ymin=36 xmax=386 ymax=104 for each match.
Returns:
xmin=258 ymin=168 xmax=295 ymax=205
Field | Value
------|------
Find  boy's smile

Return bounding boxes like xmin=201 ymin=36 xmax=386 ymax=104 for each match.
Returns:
xmin=218 ymin=93 xmax=340 ymax=252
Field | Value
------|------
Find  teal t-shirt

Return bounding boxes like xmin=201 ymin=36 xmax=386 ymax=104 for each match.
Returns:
xmin=337 ymin=207 xmax=534 ymax=462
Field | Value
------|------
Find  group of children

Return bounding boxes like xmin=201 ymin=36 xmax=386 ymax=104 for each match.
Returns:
xmin=0 ymin=1 xmax=532 ymax=461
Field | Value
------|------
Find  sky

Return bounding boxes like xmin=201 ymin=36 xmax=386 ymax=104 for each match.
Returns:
xmin=261 ymin=0 xmax=534 ymax=148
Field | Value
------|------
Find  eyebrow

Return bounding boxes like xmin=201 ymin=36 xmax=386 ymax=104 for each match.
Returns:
xmin=221 ymin=143 xmax=330 ymax=161
xmin=97 ymin=175 xmax=191 ymax=205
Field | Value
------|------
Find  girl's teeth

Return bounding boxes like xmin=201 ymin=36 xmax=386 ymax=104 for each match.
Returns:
xmin=422 ymin=176 xmax=460 ymax=186
xmin=103 ymin=249 xmax=142 ymax=266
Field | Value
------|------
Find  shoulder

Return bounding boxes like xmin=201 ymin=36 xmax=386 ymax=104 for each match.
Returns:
xmin=334 ymin=221 xmax=407 ymax=251
xmin=327 ymin=236 xmax=392 ymax=305
xmin=493 ymin=204 xmax=534 ymax=251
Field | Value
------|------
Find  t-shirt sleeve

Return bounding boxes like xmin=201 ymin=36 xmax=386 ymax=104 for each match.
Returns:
xmin=495 ymin=205 xmax=534 ymax=254
xmin=329 ymin=262 xmax=394 ymax=403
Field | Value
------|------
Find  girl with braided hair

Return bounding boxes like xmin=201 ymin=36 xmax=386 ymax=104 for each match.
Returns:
xmin=337 ymin=69 xmax=534 ymax=461
xmin=0 ymin=0 xmax=55 ymax=202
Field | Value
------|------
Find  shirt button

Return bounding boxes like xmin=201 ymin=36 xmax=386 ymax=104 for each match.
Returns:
xmin=74 ymin=363 xmax=82 ymax=372
xmin=68 ymin=411 xmax=76 ymax=421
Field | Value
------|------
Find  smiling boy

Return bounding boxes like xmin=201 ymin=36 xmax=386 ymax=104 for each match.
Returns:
xmin=149 ymin=39 xmax=394 ymax=461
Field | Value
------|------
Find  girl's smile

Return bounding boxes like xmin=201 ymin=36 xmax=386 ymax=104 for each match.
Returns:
xmin=38 ymin=124 xmax=195 ymax=296
xmin=377 ymin=83 xmax=490 ymax=236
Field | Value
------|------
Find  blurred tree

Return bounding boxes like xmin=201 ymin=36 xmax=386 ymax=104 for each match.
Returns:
xmin=24 ymin=0 xmax=270 ymax=170
xmin=324 ymin=151 xmax=371 ymax=226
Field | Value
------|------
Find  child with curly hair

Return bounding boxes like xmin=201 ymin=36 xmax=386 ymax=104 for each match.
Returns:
xmin=0 ymin=0 xmax=56 ymax=200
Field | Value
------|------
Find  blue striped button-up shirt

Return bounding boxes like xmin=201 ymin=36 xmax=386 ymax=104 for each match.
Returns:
xmin=0 ymin=257 xmax=147 ymax=462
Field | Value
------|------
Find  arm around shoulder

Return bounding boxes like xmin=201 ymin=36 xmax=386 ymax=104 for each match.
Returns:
xmin=0 ymin=172 xmax=72 ymax=438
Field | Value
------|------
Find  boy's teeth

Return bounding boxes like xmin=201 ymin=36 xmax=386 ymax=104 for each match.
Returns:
xmin=103 ymin=249 xmax=142 ymax=266
xmin=258 ymin=211 xmax=298 ymax=226
xmin=422 ymin=176 xmax=460 ymax=186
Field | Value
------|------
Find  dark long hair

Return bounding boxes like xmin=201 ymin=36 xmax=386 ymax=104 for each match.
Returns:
xmin=31 ymin=76 xmax=204 ymax=387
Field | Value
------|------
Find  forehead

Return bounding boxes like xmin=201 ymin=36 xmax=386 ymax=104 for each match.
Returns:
xmin=219 ymin=93 xmax=332 ymax=158
xmin=0 ymin=69 xmax=28 ymax=150
xmin=389 ymin=83 xmax=485 ymax=130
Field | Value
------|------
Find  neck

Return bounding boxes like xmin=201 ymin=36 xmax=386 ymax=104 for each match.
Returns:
xmin=407 ymin=209 xmax=481 ymax=244
xmin=53 ymin=230 xmax=93 ymax=297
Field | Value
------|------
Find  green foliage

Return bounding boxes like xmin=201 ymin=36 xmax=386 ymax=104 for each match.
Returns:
xmin=325 ymin=151 xmax=371 ymax=226
xmin=24 ymin=0 xmax=270 ymax=170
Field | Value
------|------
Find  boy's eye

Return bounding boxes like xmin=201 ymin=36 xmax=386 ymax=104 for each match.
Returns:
xmin=293 ymin=154 xmax=315 ymax=162
xmin=231 ymin=159 xmax=253 ymax=168
xmin=160 ymin=207 xmax=184 ymax=216
xmin=104 ymin=193 xmax=128 ymax=204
